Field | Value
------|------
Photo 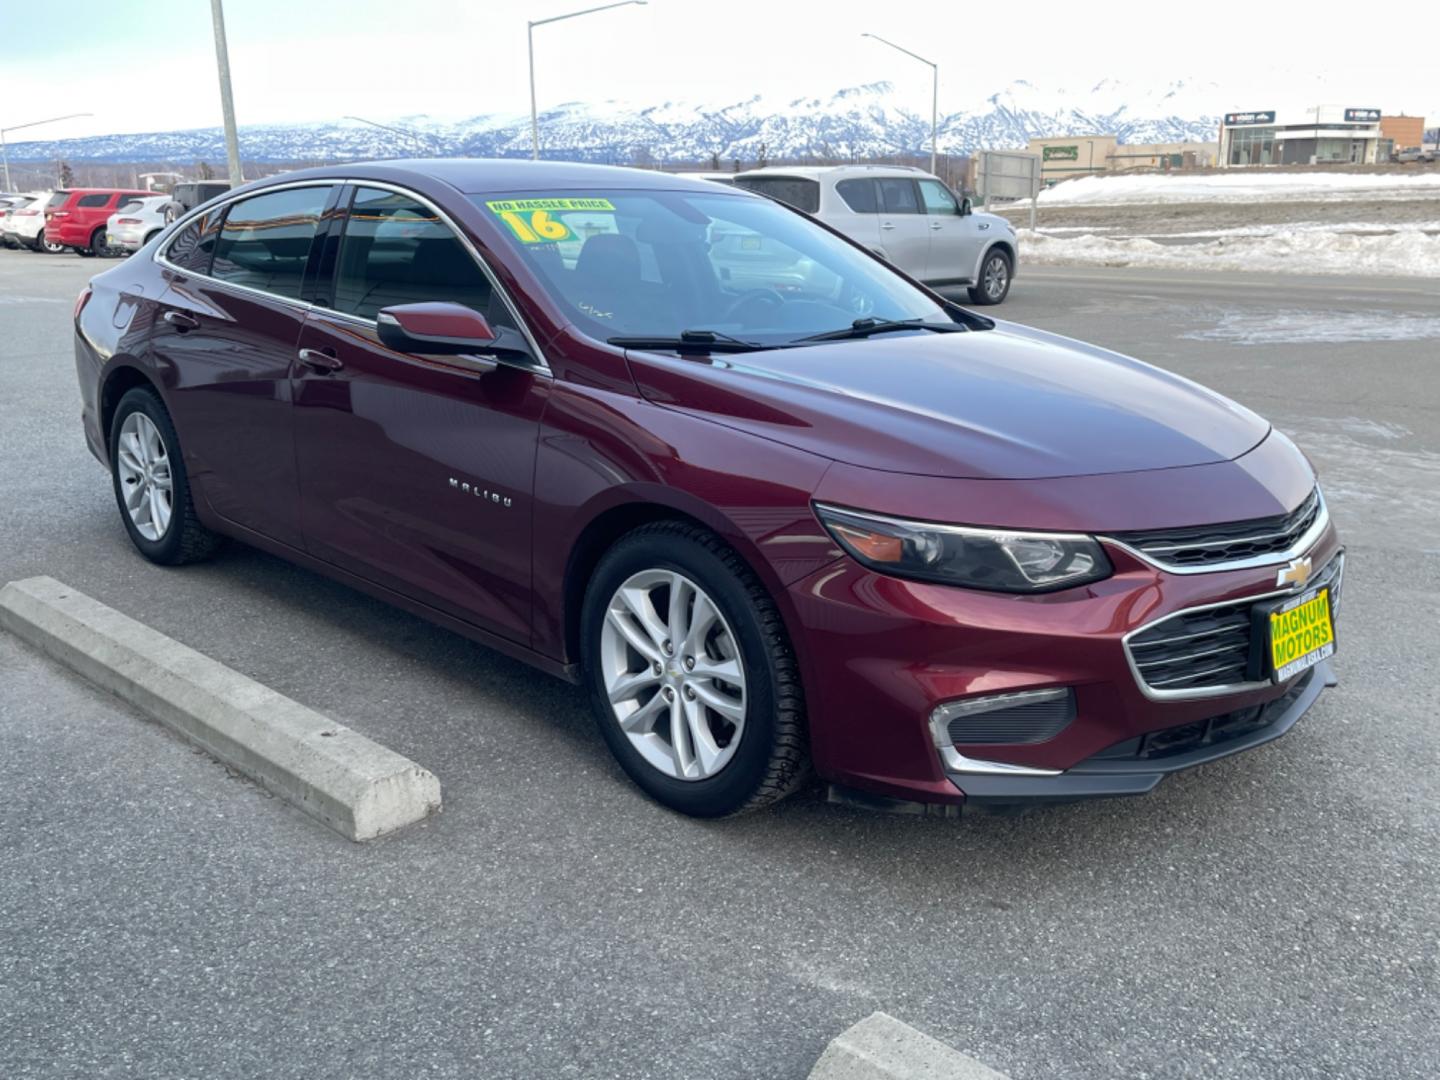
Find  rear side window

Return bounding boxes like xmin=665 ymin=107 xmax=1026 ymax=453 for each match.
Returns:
xmin=734 ymin=177 xmax=820 ymax=213
xmin=77 ymin=193 xmax=111 ymax=208
xmin=878 ymin=179 xmax=920 ymax=213
xmin=210 ymin=186 xmax=332 ymax=300
xmin=835 ymin=178 xmax=878 ymax=213
xmin=164 ymin=211 xmax=223 ymax=273
xmin=330 ymin=186 xmax=506 ymax=324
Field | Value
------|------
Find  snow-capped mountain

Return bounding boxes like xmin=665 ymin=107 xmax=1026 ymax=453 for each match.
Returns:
xmin=5 ymin=79 xmax=1221 ymax=165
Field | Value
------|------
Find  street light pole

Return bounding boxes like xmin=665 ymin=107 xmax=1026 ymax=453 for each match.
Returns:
xmin=208 ymin=0 xmax=244 ymax=187
xmin=861 ymin=32 xmax=938 ymax=176
xmin=528 ymin=1 xmax=648 ymax=161
xmin=0 ymin=113 xmax=93 ymax=191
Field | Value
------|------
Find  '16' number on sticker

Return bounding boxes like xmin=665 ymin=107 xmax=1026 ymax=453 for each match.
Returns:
xmin=499 ymin=209 xmax=571 ymax=243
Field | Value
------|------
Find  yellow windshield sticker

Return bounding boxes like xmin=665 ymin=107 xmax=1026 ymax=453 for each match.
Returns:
xmin=485 ymin=198 xmax=615 ymax=244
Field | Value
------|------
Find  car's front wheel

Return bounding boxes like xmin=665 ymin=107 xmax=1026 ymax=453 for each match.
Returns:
xmin=968 ymin=248 xmax=1013 ymax=305
xmin=109 ymin=387 xmax=223 ymax=565
xmin=580 ymin=522 xmax=808 ymax=817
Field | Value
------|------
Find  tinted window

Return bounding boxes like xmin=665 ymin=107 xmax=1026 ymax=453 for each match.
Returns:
xmin=165 ymin=211 xmax=223 ymax=273
xmin=733 ymin=177 xmax=821 ymax=213
xmin=46 ymin=191 xmax=70 ymax=210
xmin=877 ymin=179 xmax=920 ymax=213
xmin=332 ymin=186 xmax=504 ymax=324
xmin=116 ymin=198 xmax=144 ymax=214
xmin=918 ymin=179 xmax=958 ymax=214
xmin=77 ymin=193 xmax=111 ymax=208
xmin=835 ymin=178 xmax=878 ymax=213
xmin=210 ymin=186 xmax=331 ymax=299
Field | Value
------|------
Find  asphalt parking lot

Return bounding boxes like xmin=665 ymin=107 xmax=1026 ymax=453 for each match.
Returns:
xmin=2 ymin=250 xmax=1438 ymax=1080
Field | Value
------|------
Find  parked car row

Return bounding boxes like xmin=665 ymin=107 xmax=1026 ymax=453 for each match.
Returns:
xmin=0 ymin=180 xmax=233 ymax=258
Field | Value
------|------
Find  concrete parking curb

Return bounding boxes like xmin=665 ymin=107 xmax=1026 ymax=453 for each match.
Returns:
xmin=0 ymin=575 xmax=440 ymax=841
xmin=809 ymin=1013 xmax=1011 ymax=1080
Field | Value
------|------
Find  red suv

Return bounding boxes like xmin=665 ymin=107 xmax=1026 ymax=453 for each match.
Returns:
xmin=70 ymin=161 xmax=1342 ymax=818
xmin=44 ymin=188 xmax=155 ymax=256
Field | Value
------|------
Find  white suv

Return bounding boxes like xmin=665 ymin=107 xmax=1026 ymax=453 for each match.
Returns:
xmin=733 ymin=165 xmax=1018 ymax=305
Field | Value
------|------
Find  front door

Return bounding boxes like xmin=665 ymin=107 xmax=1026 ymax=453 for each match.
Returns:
xmin=153 ymin=183 xmax=337 ymax=549
xmin=292 ymin=185 xmax=547 ymax=644
xmin=875 ymin=178 xmax=929 ymax=277
xmin=917 ymin=178 xmax=975 ymax=282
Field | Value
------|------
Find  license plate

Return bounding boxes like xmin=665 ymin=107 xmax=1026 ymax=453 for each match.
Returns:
xmin=1269 ymin=586 xmax=1334 ymax=682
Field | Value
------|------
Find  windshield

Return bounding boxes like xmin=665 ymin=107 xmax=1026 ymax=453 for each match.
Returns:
xmin=469 ymin=189 xmax=950 ymax=345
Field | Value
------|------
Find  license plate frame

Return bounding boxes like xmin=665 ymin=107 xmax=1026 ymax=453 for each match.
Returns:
xmin=1264 ymin=585 xmax=1335 ymax=683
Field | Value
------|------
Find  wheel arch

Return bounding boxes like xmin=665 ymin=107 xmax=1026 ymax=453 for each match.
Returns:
xmin=975 ymin=238 xmax=1015 ymax=280
xmin=98 ymin=362 xmax=165 ymax=448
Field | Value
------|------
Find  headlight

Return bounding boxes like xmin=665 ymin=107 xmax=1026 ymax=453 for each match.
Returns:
xmin=815 ymin=504 xmax=1112 ymax=593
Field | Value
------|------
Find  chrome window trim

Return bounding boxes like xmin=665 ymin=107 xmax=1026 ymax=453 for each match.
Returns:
xmin=938 ymin=747 xmax=1063 ymax=777
xmin=1099 ymin=489 xmax=1329 ymax=576
xmin=1121 ymin=550 xmax=1344 ymax=702
xmin=153 ymin=175 xmax=551 ymax=376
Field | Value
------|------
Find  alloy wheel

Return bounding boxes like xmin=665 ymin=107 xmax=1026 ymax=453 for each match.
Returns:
xmin=984 ymin=255 xmax=1009 ymax=300
xmin=116 ymin=412 xmax=174 ymax=541
xmin=599 ymin=568 xmax=747 ymax=781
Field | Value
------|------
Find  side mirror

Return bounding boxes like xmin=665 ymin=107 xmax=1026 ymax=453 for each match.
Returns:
xmin=958 ymin=197 xmax=973 ymax=217
xmin=376 ymin=301 xmax=528 ymax=360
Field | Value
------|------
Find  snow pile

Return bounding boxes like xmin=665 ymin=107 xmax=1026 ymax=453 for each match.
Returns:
xmin=1020 ymin=228 xmax=1440 ymax=278
xmin=1038 ymin=172 xmax=1440 ymax=206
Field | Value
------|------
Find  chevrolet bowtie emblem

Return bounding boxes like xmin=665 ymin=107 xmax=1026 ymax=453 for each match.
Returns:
xmin=1276 ymin=556 xmax=1312 ymax=589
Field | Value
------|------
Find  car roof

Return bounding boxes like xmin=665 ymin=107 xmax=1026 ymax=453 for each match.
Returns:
xmin=734 ymin=165 xmax=934 ymax=181
xmin=240 ymin=158 xmax=749 ymax=197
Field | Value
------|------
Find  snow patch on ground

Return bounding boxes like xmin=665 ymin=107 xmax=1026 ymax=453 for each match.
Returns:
xmin=1020 ymin=227 xmax=1440 ymax=278
xmin=1181 ymin=309 xmax=1440 ymax=345
xmin=1038 ymin=172 xmax=1440 ymax=206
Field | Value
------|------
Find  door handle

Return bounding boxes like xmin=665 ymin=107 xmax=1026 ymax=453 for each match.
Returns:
xmin=930 ymin=222 xmax=944 ymax=230
xmin=297 ymin=347 xmax=343 ymax=373
xmin=880 ymin=223 xmax=896 ymax=231
xmin=162 ymin=310 xmax=199 ymax=331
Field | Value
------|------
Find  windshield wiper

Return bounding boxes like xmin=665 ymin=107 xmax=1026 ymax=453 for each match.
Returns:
xmin=793 ymin=317 xmax=967 ymax=344
xmin=607 ymin=329 xmax=777 ymax=353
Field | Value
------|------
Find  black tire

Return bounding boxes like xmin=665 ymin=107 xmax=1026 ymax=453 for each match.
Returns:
xmin=580 ymin=521 xmax=808 ymax=817
xmin=84 ymin=227 xmax=108 ymax=257
xmin=108 ymin=387 xmax=224 ymax=565
xmin=968 ymin=248 xmax=1012 ymax=305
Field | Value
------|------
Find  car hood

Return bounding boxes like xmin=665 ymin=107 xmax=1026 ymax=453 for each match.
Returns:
xmin=626 ymin=320 xmax=1269 ymax=480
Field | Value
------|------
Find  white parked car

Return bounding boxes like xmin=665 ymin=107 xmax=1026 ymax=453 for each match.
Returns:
xmin=105 ymin=194 xmax=171 ymax=254
xmin=734 ymin=165 xmax=1019 ymax=304
xmin=0 ymin=192 xmax=63 ymax=252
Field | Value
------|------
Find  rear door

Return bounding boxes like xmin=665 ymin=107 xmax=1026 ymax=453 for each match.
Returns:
xmin=292 ymin=184 xmax=547 ymax=644
xmin=875 ymin=178 xmax=928 ymax=276
xmin=830 ymin=178 xmax=881 ymax=252
xmin=152 ymin=183 xmax=339 ymax=549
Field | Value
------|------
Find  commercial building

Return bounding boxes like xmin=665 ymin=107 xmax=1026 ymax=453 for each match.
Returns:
xmin=1024 ymin=135 xmax=1218 ymax=185
xmin=1219 ymin=106 xmax=1383 ymax=167
xmin=1380 ymin=114 xmax=1426 ymax=151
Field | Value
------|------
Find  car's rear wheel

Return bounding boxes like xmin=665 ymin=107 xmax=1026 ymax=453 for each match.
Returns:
xmin=83 ymin=227 xmax=109 ymax=258
xmin=109 ymin=387 xmax=223 ymax=565
xmin=580 ymin=521 xmax=808 ymax=816
xmin=37 ymin=235 xmax=64 ymax=254
xmin=968 ymin=249 xmax=1012 ymax=305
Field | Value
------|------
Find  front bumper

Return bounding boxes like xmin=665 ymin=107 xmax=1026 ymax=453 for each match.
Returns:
xmin=785 ymin=521 xmax=1342 ymax=810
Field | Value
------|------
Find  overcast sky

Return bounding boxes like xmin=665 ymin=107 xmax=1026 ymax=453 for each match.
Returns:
xmin=2 ymin=0 xmax=1437 ymax=141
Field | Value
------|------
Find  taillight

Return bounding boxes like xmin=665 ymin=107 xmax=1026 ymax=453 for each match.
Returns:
xmin=51 ymin=210 xmax=69 ymax=218
xmin=16 ymin=209 xmax=38 ymax=217
xmin=74 ymin=286 xmax=93 ymax=321
xmin=116 ymin=217 xmax=142 ymax=225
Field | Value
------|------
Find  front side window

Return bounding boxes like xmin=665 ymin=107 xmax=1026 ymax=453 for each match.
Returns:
xmin=472 ymin=189 xmax=949 ymax=344
xmin=918 ymin=180 xmax=958 ymax=215
xmin=732 ymin=176 xmax=821 ymax=214
xmin=210 ymin=186 xmax=332 ymax=300
xmin=835 ymin=178 xmax=878 ymax=213
xmin=331 ymin=186 xmax=507 ymax=324
xmin=877 ymin=179 xmax=920 ymax=214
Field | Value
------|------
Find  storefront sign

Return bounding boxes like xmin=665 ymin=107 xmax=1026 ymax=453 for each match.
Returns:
xmin=1344 ymin=108 xmax=1381 ymax=122
xmin=1225 ymin=111 xmax=1276 ymax=125
xmin=1042 ymin=145 xmax=1079 ymax=161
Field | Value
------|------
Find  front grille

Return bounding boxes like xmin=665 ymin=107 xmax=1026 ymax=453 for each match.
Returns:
xmin=1112 ymin=488 xmax=1322 ymax=569
xmin=1091 ymin=669 xmax=1314 ymax=761
xmin=1126 ymin=551 xmax=1343 ymax=694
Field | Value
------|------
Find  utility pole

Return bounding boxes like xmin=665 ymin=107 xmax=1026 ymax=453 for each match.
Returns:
xmin=1 ymin=114 xmax=92 ymax=191
xmin=861 ymin=33 xmax=938 ymax=176
xmin=209 ymin=0 xmax=243 ymax=186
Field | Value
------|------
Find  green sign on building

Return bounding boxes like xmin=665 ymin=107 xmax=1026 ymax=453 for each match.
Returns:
xmin=1043 ymin=145 xmax=1079 ymax=162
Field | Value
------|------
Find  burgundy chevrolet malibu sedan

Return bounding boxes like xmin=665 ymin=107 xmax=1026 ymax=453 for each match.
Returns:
xmin=73 ymin=160 xmax=1342 ymax=817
